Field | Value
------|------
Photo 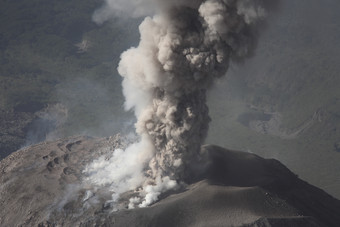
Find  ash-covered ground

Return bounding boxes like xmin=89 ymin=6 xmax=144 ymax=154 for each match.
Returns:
xmin=1 ymin=135 xmax=340 ymax=226
xmin=2 ymin=0 xmax=340 ymax=226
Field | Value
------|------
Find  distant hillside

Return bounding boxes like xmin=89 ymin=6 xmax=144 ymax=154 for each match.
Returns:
xmin=1 ymin=0 xmax=339 ymax=201
xmin=207 ymin=0 xmax=340 ymax=199
xmin=0 ymin=0 xmax=140 ymax=158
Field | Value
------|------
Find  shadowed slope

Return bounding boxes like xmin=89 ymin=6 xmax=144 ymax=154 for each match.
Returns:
xmin=1 ymin=138 xmax=340 ymax=226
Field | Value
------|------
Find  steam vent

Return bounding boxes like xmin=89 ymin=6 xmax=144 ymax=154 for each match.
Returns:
xmin=0 ymin=136 xmax=340 ymax=226
xmin=2 ymin=0 xmax=340 ymax=226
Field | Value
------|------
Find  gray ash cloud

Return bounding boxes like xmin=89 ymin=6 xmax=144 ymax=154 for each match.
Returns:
xmin=87 ymin=0 xmax=276 ymax=208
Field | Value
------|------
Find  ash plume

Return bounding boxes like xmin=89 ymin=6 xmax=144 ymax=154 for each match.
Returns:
xmin=86 ymin=0 xmax=274 ymax=208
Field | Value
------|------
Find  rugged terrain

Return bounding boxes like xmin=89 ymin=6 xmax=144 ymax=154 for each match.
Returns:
xmin=1 ymin=0 xmax=340 ymax=207
xmin=1 ymin=136 xmax=339 ymax=226
xmin=0 ymin=0 xmax=139 ymax=159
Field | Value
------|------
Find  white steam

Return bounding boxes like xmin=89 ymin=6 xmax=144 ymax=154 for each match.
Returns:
xmin=86 ymin=0 xmax=269 ymax=209
xmin=84 ymin=139 xmax=153 ymax=192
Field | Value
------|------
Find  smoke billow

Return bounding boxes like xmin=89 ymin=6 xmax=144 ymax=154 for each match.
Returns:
xmin=86 ymin=0 xmax=271 ymax=208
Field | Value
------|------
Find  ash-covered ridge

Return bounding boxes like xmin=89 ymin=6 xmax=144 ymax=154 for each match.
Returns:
xmin=1 ymin=136 xmax=340 ymax=226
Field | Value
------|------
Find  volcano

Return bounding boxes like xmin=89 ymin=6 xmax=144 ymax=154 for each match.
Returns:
xmin=1 ymin=135 xmax=339 ymax=227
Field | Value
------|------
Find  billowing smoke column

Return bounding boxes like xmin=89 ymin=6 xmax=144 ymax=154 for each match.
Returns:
xmin=87 ymin=0 xmax=268 ymax=209
xmin=119 ymin=0 xmax=265 ymax=184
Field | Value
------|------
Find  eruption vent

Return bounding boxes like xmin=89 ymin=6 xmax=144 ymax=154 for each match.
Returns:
xmin=86 ymin=0 xmax=271 ymax=208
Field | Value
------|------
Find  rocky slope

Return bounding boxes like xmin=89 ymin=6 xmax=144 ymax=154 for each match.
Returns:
xmin=1 ymin=136 xmax=339 ymax=226
xmin=1 ymin=0 xmax=340 ymax=201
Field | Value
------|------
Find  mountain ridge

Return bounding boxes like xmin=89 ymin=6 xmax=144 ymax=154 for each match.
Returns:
xmin=1 ymin=136 xmax=339 ymax=226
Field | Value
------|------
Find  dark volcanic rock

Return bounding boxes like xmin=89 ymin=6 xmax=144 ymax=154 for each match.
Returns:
xmin=0 ymin=138 xmax=340 ymax=226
